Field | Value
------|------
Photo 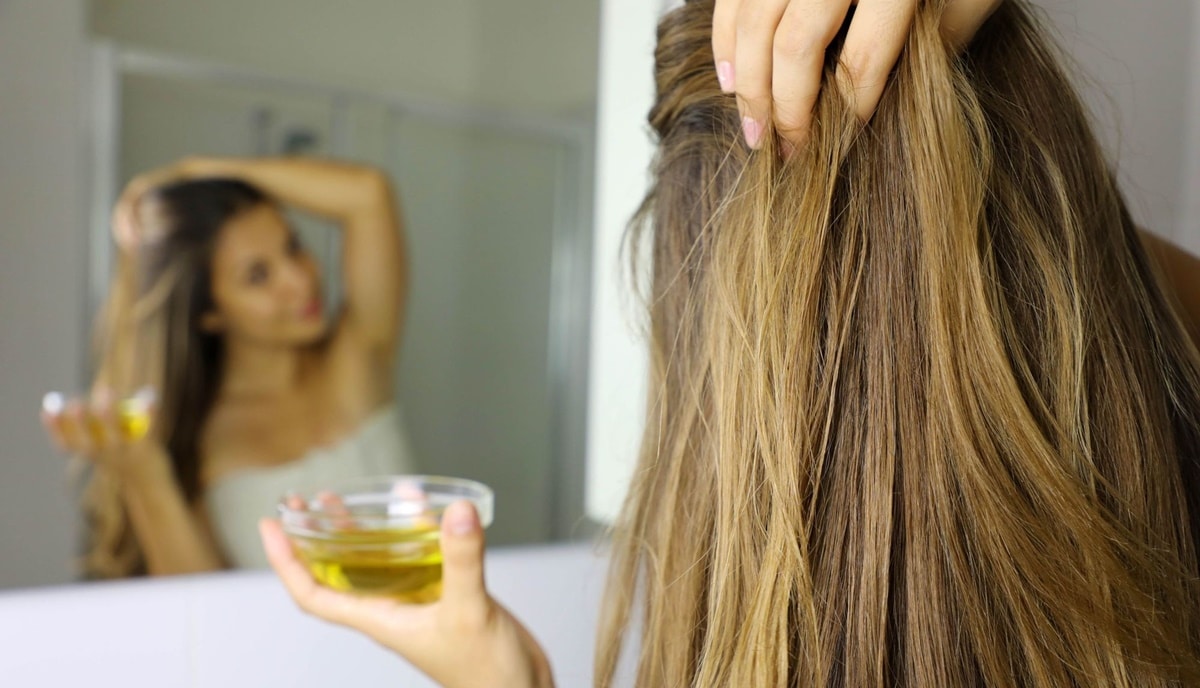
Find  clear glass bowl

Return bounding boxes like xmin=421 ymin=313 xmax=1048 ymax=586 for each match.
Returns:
xmin=278 ymin=475 xmax=493 ymax=603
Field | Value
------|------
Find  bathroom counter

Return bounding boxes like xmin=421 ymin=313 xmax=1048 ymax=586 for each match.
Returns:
xmin=0 ymin=541 xmax=607 ymax=687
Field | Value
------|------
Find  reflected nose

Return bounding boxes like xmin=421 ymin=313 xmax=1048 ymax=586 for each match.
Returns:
xmin=278 ymin=260 xmax=315 ymax=300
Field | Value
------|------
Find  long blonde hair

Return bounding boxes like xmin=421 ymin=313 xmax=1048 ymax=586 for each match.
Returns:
xmin=596 ymin=1 xmax=1200 ymax=685
xmin=82 ymin=179 xmax=268 ymax=578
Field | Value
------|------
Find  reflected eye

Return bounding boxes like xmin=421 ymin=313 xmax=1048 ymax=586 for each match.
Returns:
xmin=247 ymin=261 xmax=269 ymax=285
xmin=287 ymin=233 xmax=304 ymax=257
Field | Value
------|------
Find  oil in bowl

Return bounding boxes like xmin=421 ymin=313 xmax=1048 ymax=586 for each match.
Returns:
xmin=291 ymin=524 xmax=444 ymax=602
xmin=278 ymin=475 xmax=493 ymax=604
xmin=115 ymin=388 xmax=155 ymax=441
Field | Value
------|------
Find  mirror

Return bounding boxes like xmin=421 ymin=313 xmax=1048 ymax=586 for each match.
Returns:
xmin=0 ymin=0 xmax=599 ymax=590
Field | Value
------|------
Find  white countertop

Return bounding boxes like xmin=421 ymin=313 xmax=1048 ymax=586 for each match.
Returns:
xmin=0 ymin=542 xmax=608 ymax=687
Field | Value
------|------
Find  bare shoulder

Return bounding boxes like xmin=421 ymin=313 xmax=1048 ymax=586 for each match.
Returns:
xmin=1139 ymin=227 xmax=1199 ymax=262
xmin=1139 ymin=227 xmax=1200 ymax=342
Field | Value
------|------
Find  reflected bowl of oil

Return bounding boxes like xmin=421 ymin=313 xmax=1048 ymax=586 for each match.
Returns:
xmin=278 ymin=475 xmax=493 ymax=604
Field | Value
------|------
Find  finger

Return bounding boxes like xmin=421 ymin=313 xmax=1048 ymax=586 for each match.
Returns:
xmin=86 ymin=391 xmax=121 ymax=450
xmin=317 ymin=490 xmax=356 ymax=531
xmin=260 ymin=518 xmax=386 ymax=632
xmin=282 ymin=492 xmax=317 ymax=531
xmin=63 ymin=400 xmax=95 ymax=455
xmin=111 ymin=203 xmax=138 ymax=253
xmin=837 ymin=0 xmax=916 ymax=123
xmin=40 ymin=410 xmax=69 ymax=453
xmin=771 ymin=0 xmax=854 ymax=147
xmin=392 ymin=480 xmax=437 ymax=528
xmin=712 ymin=0 xmax=742 ymax=92
xmin=438 ymin=500 xmax=489 ymax=618
xmin=41 ymin=393 xmax=69 ymax=451
xmin=734 ymin=0 xmax=791 ymax=148
xmin=942 ymin=0 xmax=1002 ymax=51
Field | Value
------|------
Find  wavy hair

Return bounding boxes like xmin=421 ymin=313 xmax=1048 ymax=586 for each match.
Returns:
xmin=596 ymin=1 xmax=1200 ymax=685
xmin=81 ymin=179 xmax=267 ymax=578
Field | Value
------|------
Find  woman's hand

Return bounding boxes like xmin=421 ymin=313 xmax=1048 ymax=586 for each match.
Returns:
xmin=260 ymin=500 xmax=554 ymax=688
xmin=111 ymin=160 xmax=196 ymax=254
xmin=40 ymin=387 xmax=169 ymax=483
xmin=712 ymin=0 xmax=1003 ymax=148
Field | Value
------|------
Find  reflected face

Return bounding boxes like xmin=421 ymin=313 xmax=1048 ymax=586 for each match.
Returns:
xmin=205 ymin=204 xmax=326 ymax=347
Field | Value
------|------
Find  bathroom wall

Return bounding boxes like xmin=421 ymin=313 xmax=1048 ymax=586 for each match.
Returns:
xmin=0 ymin=0 xmax=90 ymax=588
xmin=1037 ymin=0 xmax=1197 ymax=247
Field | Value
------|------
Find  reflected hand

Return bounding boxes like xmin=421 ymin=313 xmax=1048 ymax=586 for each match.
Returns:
xmin=712 ymin=0 xmax=1003 ymax=149
xmin=111 ymin=158 xmax=204 ymax=253
xmin=260 ymin=500 xmax=555 ymax=688
xmin=40 ymin=387 xmax=167 ymax=481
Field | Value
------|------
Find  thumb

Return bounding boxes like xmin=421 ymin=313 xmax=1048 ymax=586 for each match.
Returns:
xmin=439 ymin=500 xmax=488 ymax=612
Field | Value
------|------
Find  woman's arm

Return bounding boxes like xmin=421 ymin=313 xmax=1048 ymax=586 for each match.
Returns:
xmin=122 ymin=157 xmax=408 ymax=360
xmin=119 ymin=456 xmax=227 ymax=575
xmin=1141 ymin=230 xmax=1200 ymax=344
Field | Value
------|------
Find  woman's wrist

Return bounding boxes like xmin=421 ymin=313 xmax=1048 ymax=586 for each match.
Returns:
xmin=113 ymin=445 xmax=176 ymax=494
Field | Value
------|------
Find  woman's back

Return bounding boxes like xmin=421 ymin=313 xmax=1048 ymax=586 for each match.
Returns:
xmin=597 ymin=1 xmax=1200 ymax=686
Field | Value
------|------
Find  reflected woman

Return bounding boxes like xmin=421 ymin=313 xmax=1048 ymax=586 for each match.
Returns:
xmin=41 ymin=157 xmax=415 ymax=577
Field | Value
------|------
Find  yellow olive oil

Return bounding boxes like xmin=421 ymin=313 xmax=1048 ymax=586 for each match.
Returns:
xmin=117 ymin=400 xmax=151 ymax=441
xmin=293 ymin=524 xmax=443 ymax=603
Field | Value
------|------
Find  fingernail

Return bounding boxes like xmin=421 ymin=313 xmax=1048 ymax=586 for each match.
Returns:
xmin=717 ymin=61 xmax=734 ymax=92
xmin=93 ymin=389 xmax=114 ymax=414
xmin=132 ymin=386 xmax=158 ymax=407
xmin=445 ymin=501 xmax=478 ymax=535
xmin=42 ymin=392 xmax=65 ymax=415
xmin=743 ymin=117 xmax=763 ymax=149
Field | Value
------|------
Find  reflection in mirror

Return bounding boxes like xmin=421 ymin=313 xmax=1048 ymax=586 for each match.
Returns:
xmin=0 ymin=0 xmax=598 ymax=591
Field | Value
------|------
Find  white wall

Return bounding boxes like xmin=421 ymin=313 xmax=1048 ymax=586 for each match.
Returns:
xmin=1185 ymin=1 xmax=1200 ymax=255
xmin=1036 ymin=0 xmax=1197 ymax=244
xmin=584 ymin=0 xmax=1200 ymax=523
xmin=0 ymin=0 xmax=89 ymax=588
xmin=583 ymin=0 xmax=661 ymax=524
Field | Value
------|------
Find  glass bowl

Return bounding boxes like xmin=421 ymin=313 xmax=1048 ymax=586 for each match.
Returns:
xmin=278 ymin=475 xmax=493 ymax=603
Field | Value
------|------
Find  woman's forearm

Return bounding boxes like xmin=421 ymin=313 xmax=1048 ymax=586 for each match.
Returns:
xmin=179 ymin=156 xmax=394 ymax=223
xmin=119 ymin=462 xmax=225 ymax=575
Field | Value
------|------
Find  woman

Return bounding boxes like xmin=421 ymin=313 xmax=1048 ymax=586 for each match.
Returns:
xmin=42 ymin=157 xmax=415 ymax=577
xmin=261 ymin=1 xmax=1200 ymax=686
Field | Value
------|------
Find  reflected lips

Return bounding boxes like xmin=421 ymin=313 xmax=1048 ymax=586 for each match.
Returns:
xmin=302 ymin=297 xmax=323 ymax=319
